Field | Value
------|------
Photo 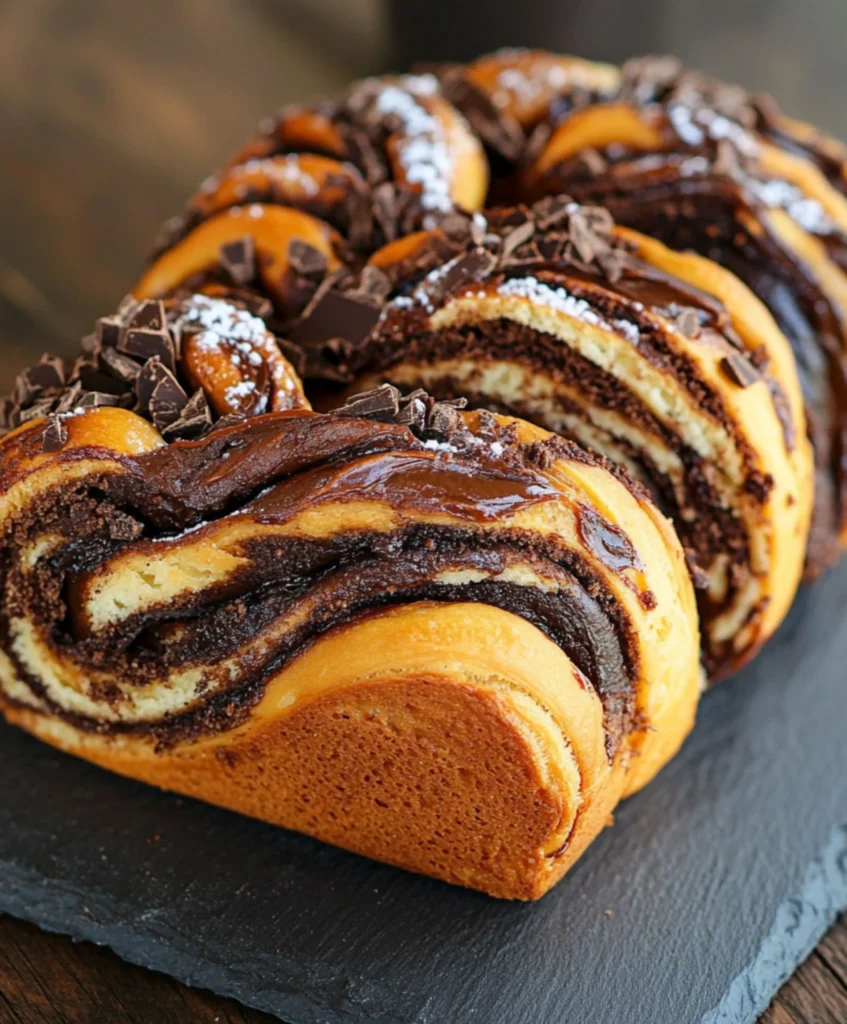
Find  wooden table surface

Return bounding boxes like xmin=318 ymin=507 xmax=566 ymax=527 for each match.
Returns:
xmin=1 ymin=2 xmax=846 ymax=1021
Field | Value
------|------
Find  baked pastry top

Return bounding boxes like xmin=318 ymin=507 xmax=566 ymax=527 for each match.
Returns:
xmin=0 ymin=49 xmax=842 ymax=898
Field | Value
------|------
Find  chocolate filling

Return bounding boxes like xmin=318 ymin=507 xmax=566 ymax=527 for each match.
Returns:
xmin=352 ymin=316 xmax=754 ymax=673
xmin=535 ymin=163 xmax=847 ymax=572
xmin=0 ymin=411 xmax=641 ymax=754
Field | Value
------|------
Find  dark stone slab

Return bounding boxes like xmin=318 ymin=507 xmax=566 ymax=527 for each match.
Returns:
xmin=2 ymin=567 xmax=847 ymax=1024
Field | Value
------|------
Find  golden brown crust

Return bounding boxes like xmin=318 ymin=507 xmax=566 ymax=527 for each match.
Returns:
xmin=0 ymin=402 xmax=700 ymax=898
xmin=3 ymin=604 xmax=623 ymax=900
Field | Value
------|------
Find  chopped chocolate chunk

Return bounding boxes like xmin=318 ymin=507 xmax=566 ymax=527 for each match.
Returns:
xmin=162 ymin=389 xmax=213 ymax=441
xmin=119 ymin=324 xmax=176 ymax=370
xmin=289 ymin=287 xmax=381 ymax=351
xmin=18 ymin=401 xmax=54 ymax=423
xmin=76 ymin=391 xmax=125 ymax=409
xmin=100 ymin=345 xmax=142 ymax=383
xmin=720 ymin=352 xmax=760 ymax=388
xmin=128 ymin=299 xmax=166 ymax=332
xmin=334 ymin=383 xmax=400 ymax=422
xmin=288 ymin=239 xmax=327 ymax=279
xmin=41 ymin=414 xmax=68 ymax=453
xmin=78 ymin=365 xmax=129 ymax=396
xmin=219 ymin=236 xmax=256 ymax=285
xmin=395 ymin=389 xmax=428 ymax=430
xmin=427 ymin=400 xmax=463 ymax=437
xmin=96 ymin=314 xmax=124 ymax=349
xmin=23 ymin=355 xmax=65 ymax=391
xmin=148 ymin=365 xmax=189 ymax=429
xmin=672 ymin=307 xmax=701 ymax=338
xmin=136 ymin=357 xmax=167 ymax=412
xmin=500 ymin=219 xmax=536 ymax=259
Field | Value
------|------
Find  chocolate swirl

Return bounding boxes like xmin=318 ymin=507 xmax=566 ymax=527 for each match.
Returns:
xmin=318 ymin=199 xmax=812 ymax=678
xmin=4 ymin=46 xmax=845 ymax=900
xmin=0 ymin=399 xmax=700 ymax=897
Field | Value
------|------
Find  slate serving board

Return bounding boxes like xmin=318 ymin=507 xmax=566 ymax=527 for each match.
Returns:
xmin=2 ymin=566 xmax=847 ymax=1024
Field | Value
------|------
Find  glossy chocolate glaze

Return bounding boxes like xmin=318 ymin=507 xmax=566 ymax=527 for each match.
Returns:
xmin=0 ymin=411 xmax=644 ymax=751
xmin=106 ymin=410 xmax=560 ymax=531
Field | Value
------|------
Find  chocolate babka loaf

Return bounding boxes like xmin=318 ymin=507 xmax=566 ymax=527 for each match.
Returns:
xmin=0 ymin=296 xmax=700 ymax=899
xmin=0 ymin=52 xmax=841 ymax=898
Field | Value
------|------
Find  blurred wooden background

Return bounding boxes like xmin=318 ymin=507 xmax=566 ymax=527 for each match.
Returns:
xmin=0 ymin=1 xmax=846 ymax=1021
xmin=5 ymin=0 xmax=847 ymax=380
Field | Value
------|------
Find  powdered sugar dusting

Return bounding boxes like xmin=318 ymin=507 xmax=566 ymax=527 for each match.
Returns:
xmin=422 ymin=438 xmax=459 ymax=453
xmin=491 ymin=56 xmax=593 ymax=112
xmin=667 ymin=102 xmax=758 ymax=156
xmin=614 ymin=319 xmax=641 ymax=344
xmin=180 ymin=295 xmax=268 ymax=357
xmin=373 ymin=75 xmax=454 ymax=214
xmin=749 ymin=178 xmax=834 ymax=235
xmin=498 ymin=277 xmax=642 ymax=343
xmin=239 ymin=156 xmax=320 ymax=197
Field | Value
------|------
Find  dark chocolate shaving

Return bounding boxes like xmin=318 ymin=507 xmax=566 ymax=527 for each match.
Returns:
xmin=501 ymin=219 xmax=536 ymax=258
xmin=219 ymin=236 xmax=257 ymax=286
xmin=288 ymin=239 xmax=328 ymax=280
xmin=1 ymin=292 xmax=295 ymax=443
xmin=720 ymin=352 xmax=761 ymax=388
xmin=673 ymin=307 xmax=702 ymax=338
xmin=41 ymin=415 xmax=69 ymax=453
xmin=428 ymin=248 xmax=498 ymax=303
xmin=332 ymin=384 xmax=469 ymax=443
